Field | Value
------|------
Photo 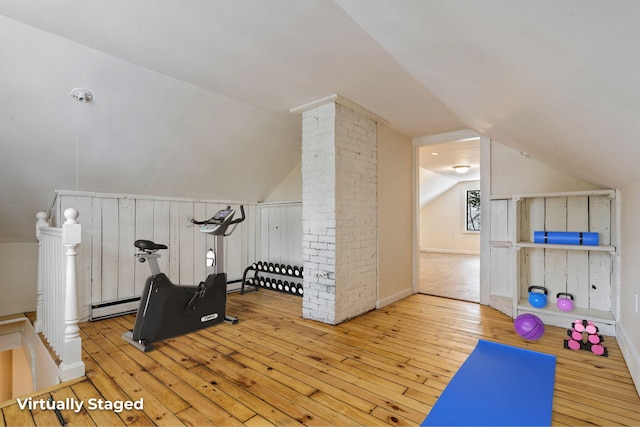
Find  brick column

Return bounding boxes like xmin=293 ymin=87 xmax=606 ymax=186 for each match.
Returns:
xmin=292 ymin=95 xmax=381 ymax=324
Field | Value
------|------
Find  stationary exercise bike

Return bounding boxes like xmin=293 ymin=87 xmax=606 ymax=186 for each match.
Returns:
xmin=122 ymin=205 xmax=245 ymax=352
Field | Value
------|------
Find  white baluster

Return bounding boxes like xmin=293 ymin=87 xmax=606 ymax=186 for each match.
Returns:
xmin=35 ymin=212 xmax=48 ymax=333
xmin=58 ymin=208 xmax=85 ymax=381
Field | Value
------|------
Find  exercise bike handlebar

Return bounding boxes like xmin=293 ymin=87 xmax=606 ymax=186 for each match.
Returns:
xmin=231 ymin=205 xmax=245 ymax=225
xmin=190 ymin=205 xmax=245 ymax=226
xmin=191 ymin=205 xmax=245 ymax=237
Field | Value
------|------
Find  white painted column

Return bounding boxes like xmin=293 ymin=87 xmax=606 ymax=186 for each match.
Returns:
xmin=293 ymin=94 xmax=382 ymax=324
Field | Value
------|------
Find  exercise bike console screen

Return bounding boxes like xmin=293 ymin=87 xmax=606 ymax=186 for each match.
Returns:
xmin=214 ymin=208 xmax=235 ymax=222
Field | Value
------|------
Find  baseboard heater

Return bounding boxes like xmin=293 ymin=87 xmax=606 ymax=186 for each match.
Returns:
xmin=91 ymin=297 xmax=141 ymax=321
xmin=90 ymin=279 xmax=244 ymax=321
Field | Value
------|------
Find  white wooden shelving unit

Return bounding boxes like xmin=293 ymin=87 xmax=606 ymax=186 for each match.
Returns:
xmin=511 ymin=189 xmax=619 ymax=336
xmin=488 ymin=196 xmax=514 ymax=317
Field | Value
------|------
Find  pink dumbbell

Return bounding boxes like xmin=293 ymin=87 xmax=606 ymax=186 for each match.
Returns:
xmin=567 ymin=339 xmax=581 ymax=351
xmin=588 ymin=334 xmax=603 ymax=344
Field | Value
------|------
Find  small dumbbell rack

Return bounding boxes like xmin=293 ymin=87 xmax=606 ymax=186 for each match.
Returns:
xmin=241 ymin=261 xmax=304 ymax=297
xmin=564 ymin=319 xmax=608 ymax=357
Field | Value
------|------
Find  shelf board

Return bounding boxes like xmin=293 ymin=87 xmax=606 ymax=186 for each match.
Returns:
xmin=513 ymin=189 xmax=616 ymax=200
xmin=515 ymin=242 xmax=616 ymax=252
xmin=516 ymin=299 xmax=614 ymax=323
xmin=490 ymin=195 xmax=513 ymax=201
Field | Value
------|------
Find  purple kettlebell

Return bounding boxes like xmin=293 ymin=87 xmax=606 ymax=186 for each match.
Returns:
xmin=556 ymin=292 xmax=574 ymax=312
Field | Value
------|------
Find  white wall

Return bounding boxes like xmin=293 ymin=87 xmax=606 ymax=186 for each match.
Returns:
xmin=420 ymin=180 xmax=480 ymax=254
xmin=491 ymin=142 xmax=603 ymax=195
xmin=0 ymin=14 xmax=302 ymax=244
xmin=264 ymin=162 xmax=302 ymax=203
xmin=619 ymin=179 xmax=640 ymax=394
xmin=0 ymin=243 xmax=38 ymax=317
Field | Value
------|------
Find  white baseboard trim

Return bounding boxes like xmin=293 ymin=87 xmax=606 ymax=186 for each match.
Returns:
xmin=420 ymin=248 xmax=480 ymax=256
xmin=377 ymin=287 xmax=414 ymax=309
xmin=616 ymin=321 xmax=640 ymax=396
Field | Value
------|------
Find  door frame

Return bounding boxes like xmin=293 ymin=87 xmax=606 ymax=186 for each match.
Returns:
xmin=412 ymin=129 xmax=491 ymax=305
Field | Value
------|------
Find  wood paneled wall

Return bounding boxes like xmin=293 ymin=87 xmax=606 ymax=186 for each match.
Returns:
xmin=52 ymin=192 xmax=302 ymax=321
xmin=259 ymin=202 xmax=302 ymax=267
xmin=54 ymin=192 xmax=259 ymax=320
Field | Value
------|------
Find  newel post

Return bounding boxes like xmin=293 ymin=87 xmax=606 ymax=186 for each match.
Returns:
xmin=34 ymin=211 xmax=49 ymax=333
xmin=59 ymin=208 xmax=85 ymax=381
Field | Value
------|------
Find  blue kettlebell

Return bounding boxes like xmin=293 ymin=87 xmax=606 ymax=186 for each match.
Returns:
xmin=528 ymin=286 xmax=548 ymax=308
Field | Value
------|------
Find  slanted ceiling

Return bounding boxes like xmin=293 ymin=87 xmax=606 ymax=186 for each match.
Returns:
xmin=0 ymin=1 xmax=638 ymax=243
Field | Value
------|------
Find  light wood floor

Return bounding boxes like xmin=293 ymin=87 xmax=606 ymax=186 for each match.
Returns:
xmin=419 ymin=252 xmax=479 ymax=302
xmin=2 ymin=291 xmax=640 ymax=426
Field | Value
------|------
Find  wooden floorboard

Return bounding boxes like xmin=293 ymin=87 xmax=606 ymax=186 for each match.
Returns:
xmin=2 ymin=291 xmax=640 ymax=426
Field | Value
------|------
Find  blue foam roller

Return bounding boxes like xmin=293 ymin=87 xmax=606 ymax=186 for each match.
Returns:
xmin=533 ymin=231 xmax=599 ymax=246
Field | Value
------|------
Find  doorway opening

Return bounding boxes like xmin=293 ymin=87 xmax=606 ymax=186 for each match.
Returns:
xmin=416 ymin=132 xmax=481 ymax=303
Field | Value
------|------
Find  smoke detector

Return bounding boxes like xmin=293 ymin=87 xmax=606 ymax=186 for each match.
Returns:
xmin=70 ymin=88 xmax=93 ymax=103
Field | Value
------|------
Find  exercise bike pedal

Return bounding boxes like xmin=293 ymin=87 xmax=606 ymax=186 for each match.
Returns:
xmin=185 ymin=282 xmax=206 ymax=311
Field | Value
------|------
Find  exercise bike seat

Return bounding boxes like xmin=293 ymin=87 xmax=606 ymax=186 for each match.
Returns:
xmin=134 ymin=240 xmax=168 ymax=251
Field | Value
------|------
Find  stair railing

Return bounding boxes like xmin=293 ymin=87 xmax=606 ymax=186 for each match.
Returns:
xmin=35 ymin=208 xmax=85 ymax=381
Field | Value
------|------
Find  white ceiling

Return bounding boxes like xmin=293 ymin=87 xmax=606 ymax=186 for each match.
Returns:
xmin=339 ymin=0 xmax=640 ymax=188
xmin=1 ymin=0 xmax=639 ymax=242
xmin=417 ymin=138 xmax=480 ymax=208
xmin=419 ymin=140 xmax=481 ymax=182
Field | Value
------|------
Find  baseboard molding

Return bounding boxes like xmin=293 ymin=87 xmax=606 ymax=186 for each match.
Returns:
xmin=91 ymin=299 xmax=140 ymax=321
xmin=421 ymin=248 xmax=480 ymax=256
xmin=616 ymin=322 xmax=640 ymax=396
xmin=377 ymin=287 xmax=414 ymax=309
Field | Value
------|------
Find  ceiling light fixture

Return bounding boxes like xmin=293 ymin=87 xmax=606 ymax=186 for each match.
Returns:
xmin=453 ymin=165 xmax=470 ymax=174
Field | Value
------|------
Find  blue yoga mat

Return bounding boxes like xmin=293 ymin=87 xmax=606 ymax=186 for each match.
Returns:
xmin=422 ymin=340 xmax=556 ymax=426
xmin=533 ymin=231 xmax=599 ymax=246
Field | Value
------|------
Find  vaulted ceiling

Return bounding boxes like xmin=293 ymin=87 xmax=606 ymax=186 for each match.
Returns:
xmin=1 ymin=1 xmax=638 ymax=242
